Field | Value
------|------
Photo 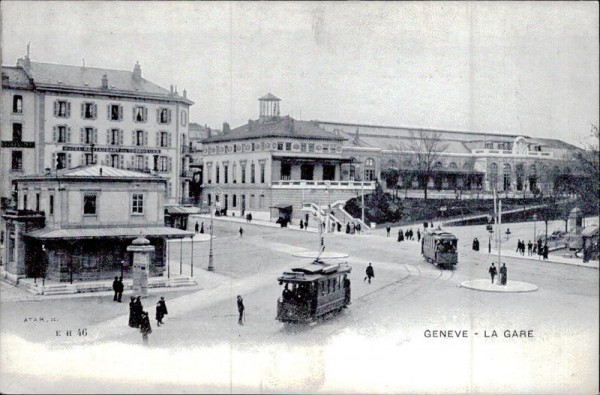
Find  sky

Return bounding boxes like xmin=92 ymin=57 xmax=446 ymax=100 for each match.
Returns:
xmin=1 ymin=1 xmax=598 ymax=146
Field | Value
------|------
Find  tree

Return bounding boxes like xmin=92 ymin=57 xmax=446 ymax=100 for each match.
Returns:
xmin=572 ymin=124 xmax=599 ymax=211
xmin=391 ymin=130 xmax=449 ymax=200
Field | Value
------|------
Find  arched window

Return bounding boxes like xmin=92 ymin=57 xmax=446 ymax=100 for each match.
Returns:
xmin=529 ymin=163 xmax=538 ymax=191
xmin=434 ymin=161 xmax=443 ymax=168
xmin=387 ymin=159 xmax=397 ymax=169
xmin=503 ymin=163 xmax=512 ymax=191
xmin=489 ymin=163 xmax=499 ymax=186
xmin=364 ymin=158 xmax=375 ymax=181
xmin=448 ymin=162 xmax=458 ymax=169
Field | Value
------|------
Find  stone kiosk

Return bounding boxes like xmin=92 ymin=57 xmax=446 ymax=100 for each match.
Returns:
xmin=127 ymin=234 xmax=155 ymax=298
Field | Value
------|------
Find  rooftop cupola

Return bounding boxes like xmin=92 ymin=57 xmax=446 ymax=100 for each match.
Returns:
xmin=258 ymin=93 xmax=281 ymax=122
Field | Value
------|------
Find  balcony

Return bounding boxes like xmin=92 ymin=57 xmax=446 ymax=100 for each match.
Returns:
xmin=271 ymin=180 xmax=376 ymax=190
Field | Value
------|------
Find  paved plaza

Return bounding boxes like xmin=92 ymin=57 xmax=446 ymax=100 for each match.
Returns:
xmin=1 ymin=219 xmax=598 ymax=393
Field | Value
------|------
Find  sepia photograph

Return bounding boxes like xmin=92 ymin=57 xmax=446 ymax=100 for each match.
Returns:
xmin=0 ymin=1 xmax=598 ymax=393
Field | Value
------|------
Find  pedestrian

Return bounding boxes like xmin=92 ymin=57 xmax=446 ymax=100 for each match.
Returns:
xmin=409 ymin=229 xmax=413 ymax=240
xmin=248 ymin=213 xmax=253 ymax=222
xmin=337 ymin=222 xmax=342 ymax=232
xmin=397 ymin=229 xmax=403 ymax=242
xmin=356 ymin=223 xmax=361 ymax=234
xmin=139 ymin=311 xmax=152 ymax=345
xmin=239 ymin=226 xmax=244 ymax=237
xmin=543 ymin=243 xmax=549 ymax=260
xmin=128 ymin=296 xmax=137 ymax=328
xmin=195 ymin=221 xmax=199 ymax=233
xmin=200 ymin=222 xmax=204 ymax=233
xmin=116 ymin=276 xmax=124 ymax=302
xmin=516 ymin=239 xmax=521 ymax=253
xmin=472 ymin=237 xmax=479 ymax=251
xmin=343 ymin=275 xmax=351 ymax=305
xmin=300 ymin=219 xmax=304 ymax=229
xmin=237 ymin=295 xmax=245 ymax=325
xmin=351 ymin=223 xmax=355 ymax=234
xmin=430 ymin=222 xmax=434 ymax=228
xmin=499 ymin=263 xmax=507 ymax=285
xmin=155 ymin=296 xmax=168 ymax=326
xmin=537 ymin=238 xmax=543 ymax=258
xmin=488 ymin=263 xmax=498 ymax=284
xmin=532 ymin=243 xmax=537 ymax=255
xmin=417 ymin=229 xmax=421 ymax=242
xmin=134 ymin=296 xmax=143 ymax=328
xmin=346 ymin=223 xmax=350 ymax=234
xmin=364 ymin=262 xmax=375 ymax=284
xmin=527 ymin=241 xmax=533 ymax=256
xmin=386 ymin=227 xmax=391 ymax=237
xmin=112 ymin=276 xmax=119 ymax=302
xmin=405 ymin=229 xmax=410 ymax=240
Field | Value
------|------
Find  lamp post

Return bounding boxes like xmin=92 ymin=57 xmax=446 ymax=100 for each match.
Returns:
xmin=179 ymin=235 xmax=183 ymax=275
xmin=190 ymin=235 xmax=194 ymax=277
xmin=120 ymin=260 xmax=124 ymax=278
xmin=207 ymin=187 xmax=222 ymax=272
xmin=532 ymin=214 xmax=537 ymax=243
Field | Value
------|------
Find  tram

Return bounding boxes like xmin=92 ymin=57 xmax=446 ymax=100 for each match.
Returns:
xmin=421 ymin=227 xmax=458 ymax=269
xmin=276 ymin=259 xmax=352 ymax=324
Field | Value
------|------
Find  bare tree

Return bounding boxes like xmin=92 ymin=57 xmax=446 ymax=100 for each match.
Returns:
xmin=391 ymin=130 xmax=449 ymax=200
xmin=572 ymin=124 xmax=599 ymax=208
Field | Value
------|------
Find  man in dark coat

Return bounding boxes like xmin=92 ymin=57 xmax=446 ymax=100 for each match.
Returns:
xmin=155 ymin=297 xmax=168 ymax=326
xmin=537 ymin=238 xmax=543 ymax=258
xmin=237 ymin=295 xmax=245 ymax=325
xmin=346 ymin=223 xmax=351 ymax=234
xmin=239 ymin=226 xmax=244 ymax=237
xmin=543 ymin=244 xmax=549 ymax=260
xmin=398 ymin=229 xmax=403 ymax=242
xmin=134 ymin=296 xmax=143 ymax=328
xmin=112 ymin=277 xmax=119 ymax=302
xmin=300 ymin=219 xmax=304 ymax=229
xmin=200 ymin=222 xmax=204 ymax=233
xmin=128 ymin=296 xmax=137 ymax=328
xmin=337 ymin=222 xmax=342 ymax=232
xmin=195 ymin=221 xmax=199 ymax=233
xmin=140 ymin=311 xmax=152 ymax=345
xmin=499 ymin=263 xmax=508 ymax=285
xmin=417 ymin=229 xmax=421 ymax=242
xmin=488 ymin=263 xmax=498 ymax=284
xmin=386 ymin=227 xmax=391 ymax=237
xmin=364 ymin=263 xmax=375 ymax=284
xmin=116 ymin=276 xmax=124 ymax=302
xmin=343 ymin=275 xmax=351 ymax=306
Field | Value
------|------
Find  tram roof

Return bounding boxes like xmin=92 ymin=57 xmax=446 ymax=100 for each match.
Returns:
xmin=278 ymin=261 xmax=351 ymax=282
xmin=426 ymin=228 xmax=457 ymax=239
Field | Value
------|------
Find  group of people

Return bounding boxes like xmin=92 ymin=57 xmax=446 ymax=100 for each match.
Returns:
xmin=245 ymin=213 xmax=253 ymax=222
xmin=519 ymin=238 xmax=549 ymax=260
xmin=128 ymin=296 xmax=169 ymax=345
xmin=395 ymin=228 xmax=419 ymax=242
xmin=488 ymin=262 xmax=508 ymax=285
xmin=345 ymin=222 xmax=362 ymax=234
xmin=112 ymin=276 xmax=124 ymax=302
xmin=194 ymin=221 xmax=204 ymax=234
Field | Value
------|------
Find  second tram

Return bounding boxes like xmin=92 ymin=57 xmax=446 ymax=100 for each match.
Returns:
xmin=421 ymin=228 xmax=458 ymax=269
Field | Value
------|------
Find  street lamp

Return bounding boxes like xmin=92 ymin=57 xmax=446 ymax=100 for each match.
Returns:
xmin=207 ymin=201 xmax=217 ymax=271
xmin=190 ymin=235 xmax=194 ymax=277
xmin=179 ymin=234 xmax=183 ymax=275
xmin=120 ymin=260 xmax=124 ymax=278
xmin=532 ymin=214 xmax=537 ymax=243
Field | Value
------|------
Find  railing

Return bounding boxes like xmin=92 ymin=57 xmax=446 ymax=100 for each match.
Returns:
xmin=272 ymin=180 xmax=376 ymax=189
xmin=472 ymin=149 xmax=553 ymax=158
xmin=2 ymin=209 xmax=45 ymax=217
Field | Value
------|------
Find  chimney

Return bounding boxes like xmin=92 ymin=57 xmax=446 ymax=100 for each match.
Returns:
xmin=183 ymin=89 xmax=187 ymax=98
xmin=101 ymin=74 xmax=108 ymax=89
xmin=133 ymin=61 xmax=142 ymax=81
xmin=174 ymin=84 xmax=178 ymax=95
xmin=207 ymin=128 xmax=212 ymax=138
xmin=170 ymin=85 xmax=174 ymax=94
xmin=222 ymin=122 xmax=230 ymax=134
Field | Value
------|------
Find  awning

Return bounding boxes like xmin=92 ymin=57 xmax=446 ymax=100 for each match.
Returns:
xmin=272 ymin=155 xmax=353 ymax=163
xmin=270 ymin=204 xmax=293 ymax=209
xmin=24 ymin=226 xmax=194 ymax=240
xmin=165 ymin=206 xmax=202 ymax=215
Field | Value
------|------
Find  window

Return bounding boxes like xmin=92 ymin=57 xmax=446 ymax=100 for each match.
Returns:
xmin=489 ymin=163 xmax=498 ymax=187
xmin=485 ymin=142 xmax=494 ymax=149
xmin=308 ymin=143 xmax=315 ymax=152
xmin=12 ymin=123 xmax=22 ymax=142
xmin=82 ymin=102 xmax=96 ymax=119
xmin=134 ymin=106 xmax=146 ymax=123
xmin=136 ymin=130 xmax=145 ymax=146
xmin=85 ymin=153 xmax=95 ymax=165
xmin=11 ymin=151 xmax=22 ymax=171
xmin=300 ymin=164 xmax=314 ymax=180
xmin=160 ymin=132 xmax=169 ymax=147
xmin=56 ymin=153 xmax=67 ymax=170
xmin=232 ymin=163 xmax=237 ymax=183
xmin=136 ymin=155 xmax=144 ymax=170
xmin=57 ymin=126 xmax=67 ymax=143
xmin=23 ymin=194 xmax=27 ymax=210
xmin=49 ymin=195 xmax=54 ymax=216
xmin=36 ymin=193 xmax=40 ymax=212
xmin=216 ymin=165 xmax=220 ymax=184
xmin=281 ymin=163 xmax=291 ymax=180
xmin=13 ymin=95 xmax=23 ymax=113
xmin=84 ymin=127 xmax=95 ymax=144
xmin=277 ymin=142 xmax=284 ymax=150
xmin=111 ymin=154 xmax=120 ymax=168
xmin=110 ymin=129 xmax=120 ymax=145
xmin=250 ymin=163 xmax=256 ymax=183
xmin=251 ymin=143 xmax=256 ymax=152
xmin=158 ymin=108 xmax=171 ymax=124
xmin=260 ymin=163 xmax=265 ymax=183
xmin=241 ymin=164 xmax=246 ymax=184
xmin=301 ymin=143 xmax=307 ymax=152
xmin=83 ymin=194 xmax=97 ymax=215
xmin=181 ymin=110 xmax=187 ymax=126
xmin=132 ymin=194 xmax=144 ymax=214
xmin=364 ymin=158 xmax=375 ymax=181
xmin=159 ymin=156 xmax=168 ymax=172
xmin=55 ymin=100 xmax=70 ymax=118
xmin=503 ymin=163 xmax=512 ymax=191
xmin=323 ymin=164 xmax=335 ymax=181
xmin=224 ymin=164 xmax=229 ymax=184
xmin=285 ymin=142 xmax=292 ymax=151
xmin=232 ymin=194 xmax=237 ymax=207
xmin=109 ymin=104 xmax=122 ymax=121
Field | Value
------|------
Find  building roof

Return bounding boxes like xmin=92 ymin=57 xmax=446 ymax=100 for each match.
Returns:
xmin=4 ymin=60 xmax=193 ymax=104
xmin=202 ymin=116 xmax=346 ymax=143
xmin=13 ymin=165 xmax=165 ymax=182
xmin=1 ymin=66 xmax=33 ymax=89
xmin=25 ymin=226 xmax=193 ymax=240
xmin=259 ymin=93 xmax=281 ymax=101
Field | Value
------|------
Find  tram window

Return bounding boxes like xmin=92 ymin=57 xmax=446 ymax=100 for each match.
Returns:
xmin=327 ymin=279 xmax=331 ymax=294
xmin=439 ymin=240 xmax=457 ymax=253
xmin=333 ymin=278 xmax=336 ymax=291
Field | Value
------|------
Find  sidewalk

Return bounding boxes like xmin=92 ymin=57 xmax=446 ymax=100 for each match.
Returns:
xmin=488 ymin=248 xmax=598 ymax=269
xmin=191 ymin=214 xmax=319 ymax=233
